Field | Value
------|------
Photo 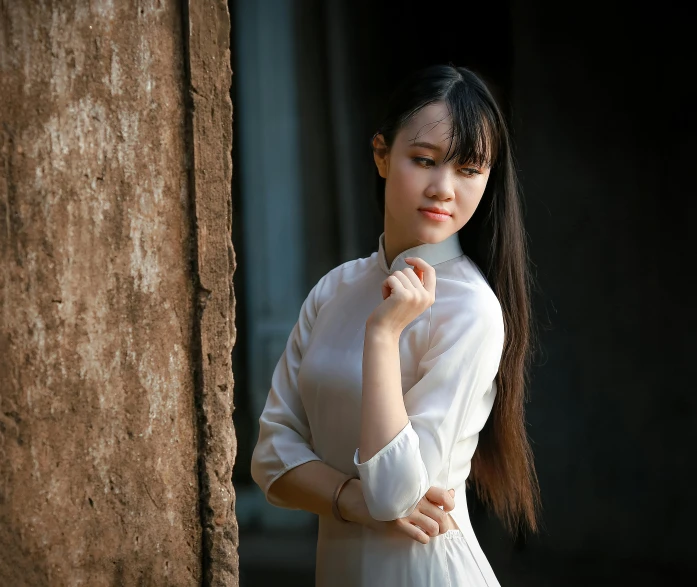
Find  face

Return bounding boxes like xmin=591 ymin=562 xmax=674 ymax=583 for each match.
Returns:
xmin=373 ymin=101 xmax=491 ymax=253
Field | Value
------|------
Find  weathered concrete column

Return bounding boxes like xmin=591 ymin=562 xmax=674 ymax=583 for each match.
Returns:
xmin=183 ymin=1 xmax=238 ymax=585
xmin=0 ymin=1 xmax=237 ymax=585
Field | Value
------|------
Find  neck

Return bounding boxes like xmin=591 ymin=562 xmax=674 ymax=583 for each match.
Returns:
xmin=383 ymin=216 xmax=421 ymax=267
xmin=384 ymin=236 xmax=417 ymax=267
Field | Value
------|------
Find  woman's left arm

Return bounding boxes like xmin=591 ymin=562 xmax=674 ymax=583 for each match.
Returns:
xmin=356 ymin=257 xmax=504 ymax=521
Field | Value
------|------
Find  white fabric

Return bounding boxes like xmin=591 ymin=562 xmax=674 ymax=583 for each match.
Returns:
xmin=251 ymin=232 xmax=505 ymax=586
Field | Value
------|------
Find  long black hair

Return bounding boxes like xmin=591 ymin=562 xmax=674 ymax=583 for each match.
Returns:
xmin=373 ymin=64 xmax=540 ymax=534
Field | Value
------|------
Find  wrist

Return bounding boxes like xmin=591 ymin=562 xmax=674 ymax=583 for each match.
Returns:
xmin=364 ymin=321 xmax=401 ymax=344
xmin=337 ymin=478 xmax=362 ymax=523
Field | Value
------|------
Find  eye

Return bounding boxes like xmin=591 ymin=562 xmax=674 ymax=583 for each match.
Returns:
xmin=413 ymin=157 xmax=434 ymax=167
xmin=459 ymin=167 xmax=481 ymax=177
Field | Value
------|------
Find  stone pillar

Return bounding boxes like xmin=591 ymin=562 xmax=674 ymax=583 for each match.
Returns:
xmin=0 ymin=1 xmax=236 ymax=584
xmin=183 ymin=1 xmax=238 ymax=584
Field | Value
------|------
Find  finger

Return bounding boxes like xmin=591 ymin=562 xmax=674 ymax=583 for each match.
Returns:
xmin=445 ymin=489 xmax=456 ymax=512
xmin=381 ymin=281 xmax=391 ymax=300
xmin=404 ymin=257 xmax=436 ymax=294
xmin=407 ymin=512 xmax=440 ymax=537
xmin=411 ymin=527 xmax=430 ymax=545
xmin=382 ymin=275 xmax=406 ymax=299
xmin=392 ymin=520 xmax=430 ymax=544
xmin=386 ymin=275 xmax=407 ymax=290
xmin=391 ymin=270 xmax=416 ymax=290
xmin=417 ymin=500 xmax=448 ymax=533
xmin=425 ymin=486 xmax=454 ymax=511
xmin=401 ymin=267 xmax=424 ymax=289
xmin=403 ymin=263 xmax=425 ymax=285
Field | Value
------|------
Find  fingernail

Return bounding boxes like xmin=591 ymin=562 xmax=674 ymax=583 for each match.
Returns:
xmin=448 ymin=489 xmax=455 ymax=496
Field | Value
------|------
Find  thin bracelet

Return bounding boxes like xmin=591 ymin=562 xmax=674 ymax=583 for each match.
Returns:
xmin=332 ymin=475 xmax=358 ymax=523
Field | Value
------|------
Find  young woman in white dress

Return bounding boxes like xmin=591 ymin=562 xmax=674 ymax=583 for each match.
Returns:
xmin=251 ymin=64 xmax=540 ymax=586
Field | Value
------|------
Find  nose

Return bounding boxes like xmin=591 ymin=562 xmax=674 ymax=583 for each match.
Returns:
xmin=426 ymin=167 xmax=455 ymax=201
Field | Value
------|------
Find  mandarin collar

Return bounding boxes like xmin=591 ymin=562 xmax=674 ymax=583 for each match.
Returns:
xmin=377 ymin=232 xmax=464 ymax=275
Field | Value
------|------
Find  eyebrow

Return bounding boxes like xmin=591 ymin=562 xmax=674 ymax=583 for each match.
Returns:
xmin=410 ymin=141 xmax=443 ymax=151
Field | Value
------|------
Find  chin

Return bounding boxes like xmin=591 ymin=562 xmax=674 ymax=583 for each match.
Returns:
xmin=412 ymin=220 xmax=457 ymax=242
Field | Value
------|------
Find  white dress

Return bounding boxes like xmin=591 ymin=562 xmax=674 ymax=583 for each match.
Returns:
xmin=251 ymin=232 xmax=505 ymax=587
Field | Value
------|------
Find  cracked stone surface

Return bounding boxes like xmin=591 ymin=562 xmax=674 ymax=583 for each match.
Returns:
xmin=0 ymin=1 xmax=235 ymax=584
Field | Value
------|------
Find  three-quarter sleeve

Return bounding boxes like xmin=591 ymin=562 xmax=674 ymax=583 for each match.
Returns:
xmin=250 ymin=275 xmax=328 ymax=509
xmin=354 ymin=281 xmax=505 ymax=521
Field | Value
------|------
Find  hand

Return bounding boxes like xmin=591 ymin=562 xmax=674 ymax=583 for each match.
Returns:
xmin=366 ymin=257 xmax=436 ymax=336
xmin=339 ymin=480 xmax=455 ymax=544
xmin=393 ymin=486 xmax=456 ymax=543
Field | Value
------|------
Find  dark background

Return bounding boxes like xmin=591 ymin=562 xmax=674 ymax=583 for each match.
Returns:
xmin=231 ymin=0 xmax=697 ymax=585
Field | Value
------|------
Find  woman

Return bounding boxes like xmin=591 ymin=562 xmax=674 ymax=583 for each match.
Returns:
xmin=251 ymin=64 xmax=540 ymax=586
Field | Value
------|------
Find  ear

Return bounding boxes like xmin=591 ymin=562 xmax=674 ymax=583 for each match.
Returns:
xmin=372 ymin=133 xmax=389 ymax=179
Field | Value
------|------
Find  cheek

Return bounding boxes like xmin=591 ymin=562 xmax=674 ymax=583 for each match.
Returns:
xmin=454 ymin=181 xmax=488 ymax=221
xmin=385 ymin=163 xmax=423 ymax=205
xmin=389 ymin=160 xmax=421 ymax=188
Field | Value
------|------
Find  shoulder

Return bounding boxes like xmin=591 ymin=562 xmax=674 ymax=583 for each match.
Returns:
xmin=307 ymin=252 xmax=379 ymax=308
xmin=431 ymin=255 xmax=504 ymax=337
xmin=434 ymin=255 xmax=502 ymax=315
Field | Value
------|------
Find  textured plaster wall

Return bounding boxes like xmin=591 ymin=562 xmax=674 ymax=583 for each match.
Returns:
xmin=0 ymin=1 xmax=219 ymax=584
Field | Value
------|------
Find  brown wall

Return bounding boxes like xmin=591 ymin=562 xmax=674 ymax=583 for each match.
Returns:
xmin=0 ymin=1 xmax=236 ymax=585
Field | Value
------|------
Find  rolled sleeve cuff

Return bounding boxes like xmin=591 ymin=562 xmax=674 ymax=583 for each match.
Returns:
xmin=353 ymin=421 xmax=426 ymax=521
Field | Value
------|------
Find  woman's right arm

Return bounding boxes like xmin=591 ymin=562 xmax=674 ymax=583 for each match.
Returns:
xmin=269 ymin=460 xmax=457 ymax=544
xmin=267 ymin=459 xmax=351 ymax=519
xmin=249 ymin=273 xmax=365 ymax=515
xmin=250 ymin=275 xmax=330 ymax=508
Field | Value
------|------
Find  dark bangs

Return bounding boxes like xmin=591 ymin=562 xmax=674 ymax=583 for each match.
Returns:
xmin=440 ymin=79 xmax=500 ymax=168
xmin=375 ymin=65 xmax=501 ymax=169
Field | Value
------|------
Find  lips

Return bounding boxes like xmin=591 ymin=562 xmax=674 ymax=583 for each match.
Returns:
xmin=419 ymin=207 xmax=451 ymax=216
xmin=419 ymin=207 xmax=451 ymax=222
